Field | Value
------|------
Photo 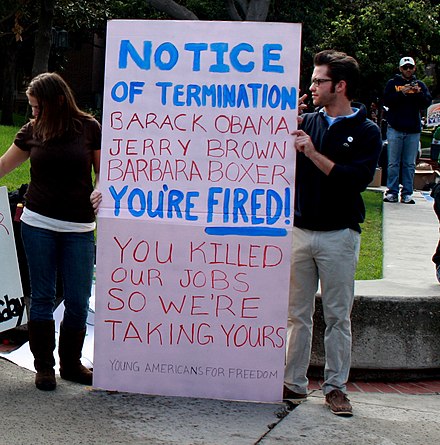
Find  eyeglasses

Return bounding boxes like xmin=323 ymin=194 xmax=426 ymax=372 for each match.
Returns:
xmin=401 ymin=65 xmax=415 ymax=70
xmin=311 ymin=78 xmax=333 ymax=86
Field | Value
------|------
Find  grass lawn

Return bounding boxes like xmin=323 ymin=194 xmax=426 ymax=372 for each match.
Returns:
xmin=357 ymin=190 xmax=383 ymax=280
xmin=0 ymin=124 xmax=30 ymax=191
xmin=1 ymin=123 xmax=384 ymax=280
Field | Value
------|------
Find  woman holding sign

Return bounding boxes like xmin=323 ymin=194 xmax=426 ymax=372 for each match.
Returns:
xmin=0 ymin=72 xmax=101 ymax=391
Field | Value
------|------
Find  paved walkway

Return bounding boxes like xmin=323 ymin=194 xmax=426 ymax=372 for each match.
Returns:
xmin=356 ymin=187 xmax=440 ymax=297
xmin=1 ymin=356 xmax=439 ymax=445
xmin=1 ymin=188 xmax=440 ymax=444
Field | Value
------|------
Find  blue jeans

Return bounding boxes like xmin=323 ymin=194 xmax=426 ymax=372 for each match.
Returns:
xmin=21 ymin=223 xmax=95 ymax=330
xmin=386 ymin=126 xmax=420 ymax=197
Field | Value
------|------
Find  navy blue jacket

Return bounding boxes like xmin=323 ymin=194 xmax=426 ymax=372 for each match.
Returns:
xmin=384 ymin=74 xmax=432 ymax=133
xmin=294 ymin=104 xmax=382 ymax=233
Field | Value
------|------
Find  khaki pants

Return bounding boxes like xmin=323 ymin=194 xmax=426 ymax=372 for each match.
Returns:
xmin=284 ymin=227 xmax=360 ymax=395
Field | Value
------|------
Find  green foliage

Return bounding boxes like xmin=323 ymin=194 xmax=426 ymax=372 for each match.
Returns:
xmin=356 ymin=190 xmax=383 ymax=280
xmin=54 ymin=1 xmax=109 ymax=30
xmin=267 ymin=0 xmax=341 ymax=96
xmin=261 ymin=0 xmax=440 ymax=101
xmin=106 ymin=0 xmax=158 ymax=19
xmin=318 ymin=0 xmax=440 ymax=102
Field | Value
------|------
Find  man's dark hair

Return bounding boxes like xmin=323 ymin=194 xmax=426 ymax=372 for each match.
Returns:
xmin=314 ymin=50 xmax=360 ymax=100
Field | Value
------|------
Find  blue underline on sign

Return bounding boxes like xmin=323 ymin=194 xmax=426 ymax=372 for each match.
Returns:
xmin=204 ymin=227 xmax=288 ymax=237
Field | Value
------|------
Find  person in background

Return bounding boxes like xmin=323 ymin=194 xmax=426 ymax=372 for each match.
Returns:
xmin=369 ymin=101 xmax=380 ymax=124
xmin=430 ymin=181 xmax=440 ymax=283
xmin=0 ymin=72 xmax=101 ymax=391
xmin=284 ymin=50 xmax=382 ymax=416
xmin=383 ymin=56 xmax=432 ymax=204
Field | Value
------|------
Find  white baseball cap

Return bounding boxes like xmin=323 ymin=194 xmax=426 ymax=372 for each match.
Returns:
xmin=399 ymin=56 xmax=415 ymax=67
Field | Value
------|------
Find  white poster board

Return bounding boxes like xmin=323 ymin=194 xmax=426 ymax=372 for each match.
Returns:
xmin=0 ymin=186 xmax=26 ymax=333
xmin=427 ymin=103 xmax=440 ymax=128
xmin=94 ymin=19 xmax=301 ymax=402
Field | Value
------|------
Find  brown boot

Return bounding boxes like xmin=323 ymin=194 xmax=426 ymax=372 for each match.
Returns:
xmin=58 ymin=322 xmax=93 ymax=385
xmin=27 ymin=320 xmax=56 ymax=391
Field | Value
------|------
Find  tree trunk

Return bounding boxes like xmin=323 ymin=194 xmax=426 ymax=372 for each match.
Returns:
xmin=225 ymin=0 xmax=246 ymax=20
xmin=0 ymin=41 xmax=17 ymax=126
xmin=246 ymin=0 xmax=270 ymax=21
xmin=147 ymin=0 xmax=270 ymax=22
xmin=32 ymin=0 xmax=55 ymax=77
xmin=147 ymin=0 xmax=199 ymax=20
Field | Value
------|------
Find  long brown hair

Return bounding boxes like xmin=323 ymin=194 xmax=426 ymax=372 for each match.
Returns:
xmin=27 ymin=72 xmax=92 ymax=142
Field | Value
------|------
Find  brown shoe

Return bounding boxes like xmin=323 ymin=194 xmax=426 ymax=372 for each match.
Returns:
xmin=325 ymin=389 xmax=353 ymax=416
xmin=283 ymin=385 xmax=307 ymax=402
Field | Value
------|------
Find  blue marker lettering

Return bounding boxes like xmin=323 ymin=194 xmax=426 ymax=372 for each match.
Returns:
xmin=207 ymin=187 xmax=223 ymax=223
xmin=128 ymin=188 xmax=146 ymax=217
xmin=184 ymin=43 xmax=208 ymax=71
xmin=209 ymin=43 xmax=229 ymax=73
xmin=230 ymin=43 xmax=255 ymax=73
xmin=262 ymin=44 xmax=284 ymax=73
xmin=167 ymin=189 xmax=184 ymax=218
xmin=251 ymin=189 xmax=265 ymax=225
xmin=187 ymin=84 xmax=202 ymax=106
xmin=223 ymin=188 xmax=231 ymax=223
xmin=284 ymin=187 xmax=291 ymax=224
xmin=233 ymin=188 xmax=249 ymax=223
xmin=109 ymin=185 xmax=128 ymax=216
xmin=237 ymin=84 xmax=250 ymax=108
xmin=129 ymin=81 xmax=145 ymax=103
xmin=186 ymin=191 xmax=199 ymax=221
xmin=223 ymin=85 xmax=236 ymax=107
xmin=201 ymin=85 xmax=217 ymax=106
xmin=156 ymin=82 xmax=173 ymax=105
xmin=111 ymin=81 xmax=144 ymax=104
xmin=147 ymin=189 xmax=164 ymax=218
xmin=173 ymin=84 xmax=185 ymax=106
xmin=247 ymin=83 xmax=263 ymax=107
xmin=268 ymin=85 xmax=281 ymax=108
xmin=155 ymin=42 xmax=179 ymax=71
xmin=266 ymin=189 xmax=283 ymax=224
xmin=111 ymin=81 xmax=129 ymax=103
xmin=118 ymin=40 xmax=152 ymax=70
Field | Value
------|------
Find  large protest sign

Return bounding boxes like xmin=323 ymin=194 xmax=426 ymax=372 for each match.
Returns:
xmin=94 ymin=20 xmax=301 ymax=402
xmin=0 ymin=186 xmax=26 ymax=333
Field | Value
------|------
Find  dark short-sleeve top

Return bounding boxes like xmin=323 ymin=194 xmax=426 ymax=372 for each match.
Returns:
xmin=14 ymin=117 xmax=101 ymax=223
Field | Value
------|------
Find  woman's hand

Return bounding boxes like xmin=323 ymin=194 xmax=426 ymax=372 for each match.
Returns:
xmin=90 ymin=189 xmax=102 ymax=215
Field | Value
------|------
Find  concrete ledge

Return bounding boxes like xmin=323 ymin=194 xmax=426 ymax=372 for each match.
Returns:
xmin=306 ymin=190 xmax=440 ymax=380
xmin=310 ymin=294 xmax=440 ymax=379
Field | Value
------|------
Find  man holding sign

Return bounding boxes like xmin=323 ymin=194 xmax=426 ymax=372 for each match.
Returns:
xmin=284 ymin=50 xmax=382 ymax=416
